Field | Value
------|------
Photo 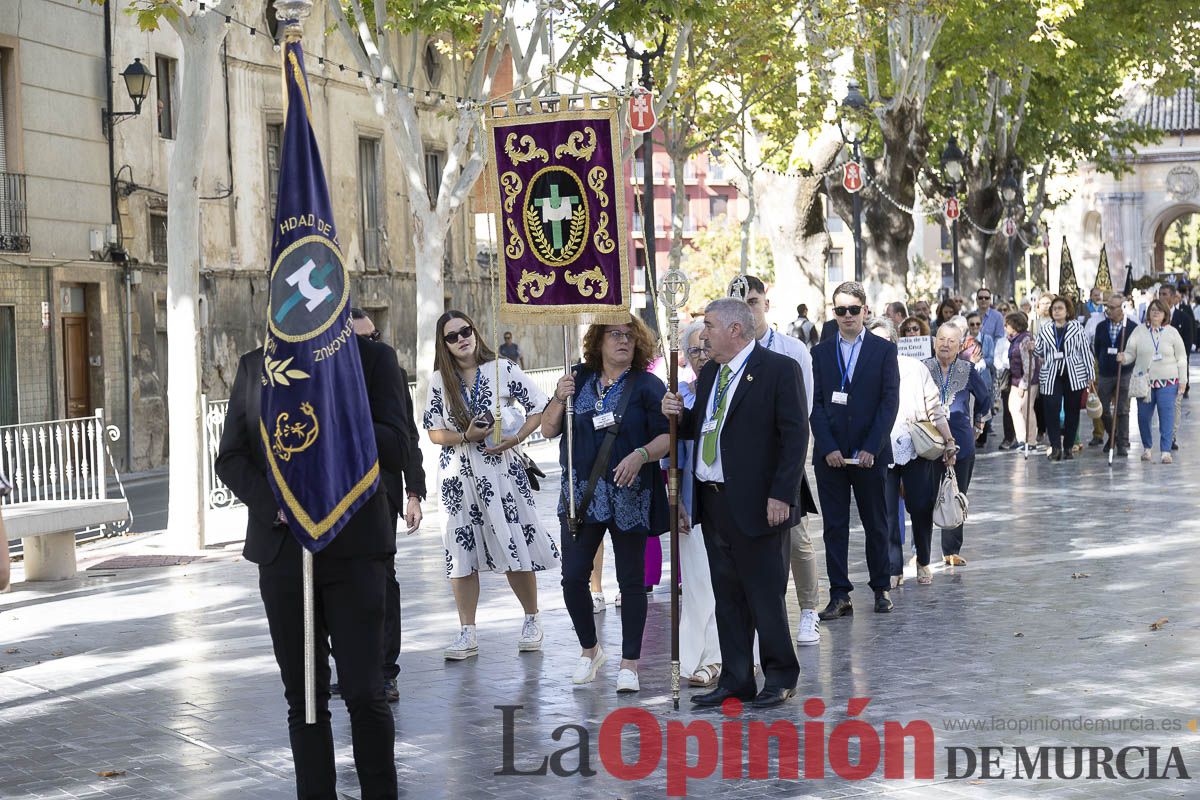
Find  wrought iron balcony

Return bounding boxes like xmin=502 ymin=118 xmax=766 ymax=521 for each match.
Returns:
xmin=0 ymin=172 xmax=30 ymax=253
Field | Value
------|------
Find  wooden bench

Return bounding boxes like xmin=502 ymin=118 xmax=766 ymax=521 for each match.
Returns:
xmin=3 ymin=500 xmax=130 ymax=581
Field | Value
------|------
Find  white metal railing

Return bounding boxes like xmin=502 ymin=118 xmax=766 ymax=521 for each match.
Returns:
xmin=200 ymin=366 xmax=567 ymax=504
xmin=0 ymin=408 xmax=110 ymax=506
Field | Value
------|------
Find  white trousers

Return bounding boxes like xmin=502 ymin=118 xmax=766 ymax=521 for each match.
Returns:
xmin=678 ymin=523 xmax=722 ymax=678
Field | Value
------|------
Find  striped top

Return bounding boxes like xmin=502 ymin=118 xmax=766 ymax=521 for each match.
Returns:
xmin=1033 ymin=320 xmax=1095 ymax=394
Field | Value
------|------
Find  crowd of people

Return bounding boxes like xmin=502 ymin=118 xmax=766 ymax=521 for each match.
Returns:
xmin=213 ymin=274 xmax=1193 ymax=795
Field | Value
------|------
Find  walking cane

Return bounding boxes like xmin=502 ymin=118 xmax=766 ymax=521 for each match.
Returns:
xmin=1109 ymin=321 xmax=1130 ymax=466
xmin=661 ymin=269 xmax=689 ymax=711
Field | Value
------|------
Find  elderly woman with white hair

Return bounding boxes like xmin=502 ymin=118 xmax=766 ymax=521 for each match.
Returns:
xmin=924 ymin=319 xmax=991 ymax=567
xmin=866 ymin=317 xmax=957 ymax=586
xmin=662 ymin=319 xmax=723 ymax=687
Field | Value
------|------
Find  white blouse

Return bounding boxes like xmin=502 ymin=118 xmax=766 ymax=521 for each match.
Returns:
xmin=889 ymin=354 xmax=947 ymax=467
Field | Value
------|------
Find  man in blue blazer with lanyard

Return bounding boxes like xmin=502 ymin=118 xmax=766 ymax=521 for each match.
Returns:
xmin=662 ymin=297 xmax=809 ymax=709
xmin=810 ymin=281 xmax=900 ymax=616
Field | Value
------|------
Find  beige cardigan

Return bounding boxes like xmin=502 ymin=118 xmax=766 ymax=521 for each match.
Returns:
xmin=1121 ymin=325 xmax=1189 ymax=385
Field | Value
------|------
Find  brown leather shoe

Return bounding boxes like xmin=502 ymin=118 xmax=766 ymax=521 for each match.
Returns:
xmin=944 ymin=554 xmax=967 ymax=566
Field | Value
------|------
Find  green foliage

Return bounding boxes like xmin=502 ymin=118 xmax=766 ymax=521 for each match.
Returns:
xmin=682 ymin=214 xmax=773 ymax=309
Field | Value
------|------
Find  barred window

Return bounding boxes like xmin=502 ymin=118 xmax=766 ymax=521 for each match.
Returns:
xmin=149 ymin=211 xmax=168 ymax=264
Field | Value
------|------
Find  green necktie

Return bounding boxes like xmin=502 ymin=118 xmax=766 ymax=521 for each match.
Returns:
xmin=701 ymin=365 xmax=733 ymax=466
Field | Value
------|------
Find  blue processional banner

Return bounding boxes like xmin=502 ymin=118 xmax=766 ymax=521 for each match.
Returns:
xmin=261 ymin=41 xmax=379 ymax=553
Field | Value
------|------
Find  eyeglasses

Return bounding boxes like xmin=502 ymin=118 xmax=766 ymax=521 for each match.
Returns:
xmin=969 ymin=321 xmax=982 ymax=328
xmin=977 ymin=295 xmax=991 ymax=301
xmin=833 ymin=305 xmax=863 ymax=317
xmin=606 ymin=330 xmax=633 ymax=342
xmin=685 ymin=346 xmax=709 ymax=357
xmin=901 ymin=327 xmax=920 ymax=335
xmin=443 ymin=326 xmax=474 ymax=344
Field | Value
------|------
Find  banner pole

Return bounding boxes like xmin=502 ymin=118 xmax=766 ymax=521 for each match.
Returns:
xmin=661 ymin=270 xmax=689 ymax=711
xmin=1109 ymin=320 xmax=1129 ymax=467
xmin=302 ymin=547 xmax=316 ymax=724
xmin=563 ymin=326 xmax=576 ymax=524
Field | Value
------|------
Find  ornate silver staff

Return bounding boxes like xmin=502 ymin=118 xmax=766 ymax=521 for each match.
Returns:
xmin=661 ymin=268 xmax=689 ymax=711
xmin=275 ymin=0 xmax=317 ymax=726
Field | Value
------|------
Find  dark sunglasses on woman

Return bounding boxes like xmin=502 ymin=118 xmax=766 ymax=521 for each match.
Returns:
xmin=443 ymin=326 xmax=474 ymax=344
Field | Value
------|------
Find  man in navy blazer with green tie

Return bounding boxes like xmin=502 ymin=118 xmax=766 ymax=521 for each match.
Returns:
xmin=809 ymin=281 xmax=900 ymax=616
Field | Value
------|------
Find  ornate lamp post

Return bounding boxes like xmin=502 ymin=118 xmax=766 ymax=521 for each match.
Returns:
xmin=838 ymin=80 xmax=871 ymax=282
xmin=941 ymin=136 xmax=964 ymax=294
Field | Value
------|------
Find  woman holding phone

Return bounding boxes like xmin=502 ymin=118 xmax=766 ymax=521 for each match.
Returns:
xmin=423 ymin=310 xmax=559 ymax=661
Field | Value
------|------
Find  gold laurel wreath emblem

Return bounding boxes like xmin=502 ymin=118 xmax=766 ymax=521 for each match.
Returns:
xmin=587 ymin=166 xmax=609 ymax=208
xmin=504 ymin=133 xmax=549 ymax=165
xmin=505 ymin=218 xmax=524 ymax=260
xmin=555 ymin=127 xmax=598 ymax=161
xmin=593 ymin=212 xmax=615 ymax=254
xmin=272 ymin=402 xmax=320 ymax=462
xmin=264 ymin=354 xmax=311 ymax=387
xmin=524 ymin=202 xmax=586 ymax=267
xmin=516 ymin=270 xmax=557 ymax=303
xmin=565 ymin=267 xmax=609 ymax=299
xmin=500 ymin=172 xmax=523 ymax=213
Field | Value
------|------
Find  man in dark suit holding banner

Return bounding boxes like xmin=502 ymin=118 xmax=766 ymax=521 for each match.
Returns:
xmin=215 ymin=32 xmax=404 ymax=800
xmin=662 ymin=297 xmax=808 ymax=709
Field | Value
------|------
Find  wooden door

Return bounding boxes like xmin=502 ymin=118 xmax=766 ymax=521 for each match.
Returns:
xmin=62 ymin=316 xmax=91 ymax=418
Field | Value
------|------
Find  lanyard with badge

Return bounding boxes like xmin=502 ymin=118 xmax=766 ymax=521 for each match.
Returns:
xmin=765 ymin=329 xmax=776 ymax=350
xmin=1107 ymin=322 xmax=1121 ymax=356
xmin=459 ymin=367 xmax=483 ymax=414
xmin=1053 ymin=325 xmax=1067 ymax=372
xmin=702 ymin=359 xmax=747 ymax=434
xmin=832 ymin=337 xmax=860 ymax=405
xmin=938 ymin=360 xmax=956 ymax=413
xmin=1151 ymin=328 xmax=1164 ymax=362
xmin=591 ymin=369 xmax=629 ymax=429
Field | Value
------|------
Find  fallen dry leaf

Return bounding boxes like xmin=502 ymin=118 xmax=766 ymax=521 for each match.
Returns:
xmin=1071 ymin=572 xmax=1090 ymax=579
xmin=1014 ymin=632 xmax=1024 ymax=637
xmin=4 ymin=648 xmax=17 ymax=654
xmin=1150 ymin=618 xmax=1169 ymax=631
xmin=96 ymin=770 xmax=126 ymax=778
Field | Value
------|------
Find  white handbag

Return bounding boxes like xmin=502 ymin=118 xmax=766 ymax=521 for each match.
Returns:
xmin=932 ymin=465 xmax=969 ymax=529
xmin=1129 ymin=370 xmax=1151 ymax=401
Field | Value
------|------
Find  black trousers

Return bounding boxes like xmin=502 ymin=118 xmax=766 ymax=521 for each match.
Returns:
xmin=1001 ymin=387 xmax=1016 ymax=442
xmin=259 ymin=537 xmax=397 ymax=800
xmin=560 ymin=519 xmax=649 ymax=660
xmin=382 ymin=507 xmax=401 ymax=681
xmin=1044 ymin=375 xmax=1083 ymax=451
xmin=699 ymin=483 xmax=799 ymax=694
xmin=939 ymin=455 xmax=975 ymax=557
xmin=885 ymin=459 xmax=938 ymax=573
xmin=815 ymin=460 xmax=891 ymax=597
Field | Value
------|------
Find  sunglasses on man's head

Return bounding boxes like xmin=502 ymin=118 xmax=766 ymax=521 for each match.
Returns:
xmin=443 ymin=326 xmax=474 ymax=344
xmin=833 ymin=305 xmax=863 ymax=317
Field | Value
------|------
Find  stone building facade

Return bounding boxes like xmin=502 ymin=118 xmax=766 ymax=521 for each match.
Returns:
xmin=1 ymin=0 xmax=561 ymax=473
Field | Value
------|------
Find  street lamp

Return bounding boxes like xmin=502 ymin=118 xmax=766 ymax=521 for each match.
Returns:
xmin=102 ymin=58 xmax=154 ymax=139
xmin=941 ymin=135 xmax=964 ymax=294
xmin=1000 ymin=168 xmax=1021 ymax=301
xmin=839 ymin=80 xmax=871 ymax=282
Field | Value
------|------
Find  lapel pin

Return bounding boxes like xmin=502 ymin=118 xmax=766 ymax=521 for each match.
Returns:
xmin=746 ymin=375 xmax=754 ymax=382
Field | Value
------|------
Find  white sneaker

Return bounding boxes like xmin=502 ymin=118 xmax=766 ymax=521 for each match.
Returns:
xmin=443 ymin=627 xmax=478 ymax=661
xmin=616 ymin=668 xmax=640 ymax=693
xmin=591 ymin=592 xmax=606 ymax=613
xmin=572 ymin=646 xmax=607 ymax=684
xmin=518 ymin=614 xmax=543 ymax=652
xmin=796 ymin=609 xmax=821 ymax=646
xmin=614 ymin=592 xmax=622 ymax=608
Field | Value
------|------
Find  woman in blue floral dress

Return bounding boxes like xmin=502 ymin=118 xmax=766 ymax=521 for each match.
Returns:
xmin=423 ymin=310 xmax=558 ymax=661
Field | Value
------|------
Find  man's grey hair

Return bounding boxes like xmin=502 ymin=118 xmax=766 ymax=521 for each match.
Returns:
xmin=866 ymin=316 xmax=897 ymax=343
xmin=704 ymin=298 xmax=755 ymax=341
xmin=681 ymin=320 xmax=705 ymax=349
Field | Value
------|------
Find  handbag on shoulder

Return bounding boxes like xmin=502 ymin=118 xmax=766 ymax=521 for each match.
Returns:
xmin=932 ymin=465 xmax=969 ymax=529
xmin=906 ymin=389 xmax=946 ymax=461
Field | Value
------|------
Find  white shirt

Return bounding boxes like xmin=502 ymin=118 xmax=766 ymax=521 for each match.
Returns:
xmin=695 ymin=339 xmax=755 ymax=483
xmin=759 ymin=328 xmax=814 ymax=413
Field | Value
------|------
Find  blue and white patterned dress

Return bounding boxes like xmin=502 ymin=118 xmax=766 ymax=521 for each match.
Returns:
xmin=423 ymin=358 xmax=560 ymax=578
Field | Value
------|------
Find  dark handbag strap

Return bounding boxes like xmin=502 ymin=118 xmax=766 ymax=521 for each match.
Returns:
xmin=565 ymin=371 xmax=639 ymax=535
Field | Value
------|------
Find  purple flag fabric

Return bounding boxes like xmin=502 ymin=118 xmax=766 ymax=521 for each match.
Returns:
xmin=487 ymin=100 xmax=631 ymax=324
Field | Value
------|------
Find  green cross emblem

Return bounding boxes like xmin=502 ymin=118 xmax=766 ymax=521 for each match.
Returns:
xmin=533 ymin=184 xmax=580 ymax=251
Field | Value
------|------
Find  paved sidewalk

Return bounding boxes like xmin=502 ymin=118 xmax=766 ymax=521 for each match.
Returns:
xmin=2 ymin=427 xmax=1199 ymax=799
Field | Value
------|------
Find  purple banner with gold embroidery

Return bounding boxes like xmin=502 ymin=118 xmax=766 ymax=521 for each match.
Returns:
xmin=486 ymin=98 xmax=631 ymax=324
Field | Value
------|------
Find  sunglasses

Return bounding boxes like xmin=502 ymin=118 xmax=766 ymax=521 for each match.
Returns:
xmin=969 ymin=321 xmax=982 ymax=328
xmin=977 ymin=295 xmax=991 ymax=301
xmin=902 ymin=327 xmax=920 ymax=335
xmin=833 ymin=305 xmax=863 ymax=317
xmin=443 ymin=326 xmax=474 ymax=344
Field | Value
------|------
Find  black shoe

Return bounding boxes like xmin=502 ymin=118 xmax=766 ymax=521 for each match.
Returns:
xmin=1172 ymin=441 xmax=1179 ymax=451
xmin=1063 ymin=449 xmax=1074 ymax=460
xmin=384 ymin=678 xmax=399 ymax=703
xmin=1117 ymin=447 xmax=1129 ymax=457
xmin=692 ymin=686 xmax=756 ymax=707
xmin=1049 ymin=448 xmax=1063 ymax=461
xmin=645 ymin=585 xmax=654 ymax=593
xmin=819 ymin=597 xmax=853 ymax=620
xmin=1088 ymin=436 xmax=1103 ymax=447
xmin=330 ymin=682 xmax=341 ymax=696
xmin=874 ymin=590 xmax=893 ymax=613
xmin=998 ymin=439 xmax=1016 ymax=450
xmin=751 ymin=687 xmax=796 ymax=709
